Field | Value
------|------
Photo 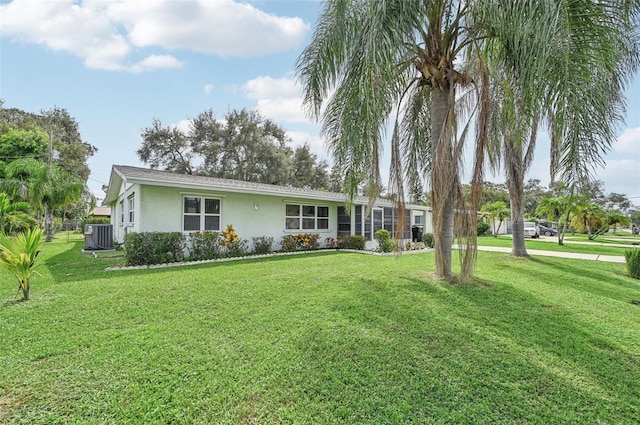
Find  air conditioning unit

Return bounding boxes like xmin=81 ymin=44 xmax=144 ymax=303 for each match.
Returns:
xmin=84 ymin=224 xmax=113 ymax=250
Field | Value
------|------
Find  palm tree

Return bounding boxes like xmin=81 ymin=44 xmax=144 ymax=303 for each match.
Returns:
xmin=481 ymin=201 xmax=511 ymax=237
xmin=572 ymin=201 xmax=608 ymax=240
xmin=296 ymin=0 xmax=639 ymax=280
xmin=0 ymin=193 xmax=37 ymax=235
xmin=3 ymin=159 xmax=83 ymax=242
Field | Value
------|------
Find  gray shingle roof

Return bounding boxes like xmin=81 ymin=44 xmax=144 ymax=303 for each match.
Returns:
xmin=107 ymin=165 xmax=429 ymax=210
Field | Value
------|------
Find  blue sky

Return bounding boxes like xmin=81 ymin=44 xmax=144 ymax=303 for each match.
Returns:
xmin=1 ymin=0 xmax=638 ymax=205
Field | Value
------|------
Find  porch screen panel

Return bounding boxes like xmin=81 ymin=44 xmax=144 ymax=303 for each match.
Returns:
xmin=337 ymin=206 xmax=351 ymax=237
xmin=355 ymin=206 xmax=362 ymax=236
xmin=384 ymin=207 xmax=393 ymax=232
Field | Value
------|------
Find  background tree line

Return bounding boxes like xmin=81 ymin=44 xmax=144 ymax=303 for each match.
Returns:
xmin=137 ymin=108 xmax=341 ymax=191
xmin=0 ymin=102 xmax=96 ymax=239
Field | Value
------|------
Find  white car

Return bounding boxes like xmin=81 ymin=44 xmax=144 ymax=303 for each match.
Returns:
xmin=524 ymin=222 xmax=540 ymax=238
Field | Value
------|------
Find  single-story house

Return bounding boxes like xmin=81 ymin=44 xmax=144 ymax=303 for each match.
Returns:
xmin=105 ymin=165 xmax=433 ymax=250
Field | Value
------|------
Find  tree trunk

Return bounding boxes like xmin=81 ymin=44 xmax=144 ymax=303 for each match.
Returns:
xmin=431 ymin=87 xmax=455 ymax=279
xmin=505 ymin=140 xmax=528 ymax=256
xmin=44 ymin=204 xmax=54 ymax=242
xmin=21 ymin=278 xmax=29 ymax=301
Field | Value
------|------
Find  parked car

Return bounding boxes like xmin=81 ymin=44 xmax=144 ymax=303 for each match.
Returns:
xmin=538 ymin=225 xmax=557 ymax=236
xmin=523 ymin=221 xmax=539 ymax=238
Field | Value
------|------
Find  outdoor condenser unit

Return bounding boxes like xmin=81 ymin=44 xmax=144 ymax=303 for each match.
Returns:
xmin=84 ymin=224 xmax=113 ymax=250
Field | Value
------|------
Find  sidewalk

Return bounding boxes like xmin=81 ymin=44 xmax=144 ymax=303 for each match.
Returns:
xmin=475 ymin=245 xmax=626 ymax=263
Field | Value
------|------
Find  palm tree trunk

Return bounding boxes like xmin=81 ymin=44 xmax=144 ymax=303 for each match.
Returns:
xmin=431 ymin=87 xmax=455 ymax=278
xmin=505 ymin=140 xmax=528 ymax=256
xmin=44 ymin=204 xmax=54 ymax=242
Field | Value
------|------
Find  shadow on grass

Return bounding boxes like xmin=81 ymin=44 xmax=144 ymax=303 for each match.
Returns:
xmin=295 ymin=271 xmax=640 ymax=422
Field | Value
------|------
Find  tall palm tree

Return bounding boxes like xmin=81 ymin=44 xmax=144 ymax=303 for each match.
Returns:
xmin=296 ymin=0 xmax=638 ymax=280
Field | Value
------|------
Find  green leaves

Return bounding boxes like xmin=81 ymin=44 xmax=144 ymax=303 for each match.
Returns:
xmin=0 ymin=226 xmax=44 ymax=300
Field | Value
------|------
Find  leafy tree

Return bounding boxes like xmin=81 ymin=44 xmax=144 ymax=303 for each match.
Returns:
xmin=296 ymin=0 xmax=637 ymax=279
xmin=0 ymin=226 xmax=44 ymax=301
xmin=605 ymin=193 xmax=632 ymax=214
xmin=4 ymin=159 xmax=83 ymax=242
xmin=0 ymin=106 xmax=97 ymax=182
xmin=481 ymin=201 xmax=511 ymax=237
xmin=138 ymin=108 xmax=331 ymax=189
xmin=0 ymin=129 xmax=48 ymax=177
xmin=523 ymin=179 xmax=550 ymax=217
xmin=138 ymin=118 xmax=195 ymax=174
xmin=291 ymin=143 xmax=330 ymax=189
xmin=0 ymin=193 xmax=37 ymax=235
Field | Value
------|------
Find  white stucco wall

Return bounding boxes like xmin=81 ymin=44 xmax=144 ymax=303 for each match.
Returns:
xmin=115 ymin=184 xmax=342 ymax=247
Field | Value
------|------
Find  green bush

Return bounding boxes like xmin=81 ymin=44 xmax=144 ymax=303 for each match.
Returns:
xmin=374 ymin=229 xmax=395 ymax=253
xmin=624 ymin=249 xmax=640 ymax=279
xmin=225 ymin=238 xmax=248 ymax=257
xmin=337 ymin=235 xmax=365 ymax=250
xmin=125 ymin=232 xmax=186 ymax=266
xmin=477 ymin=221 xmax=490 ymax=236
xmin=280 ymin=233 xmax=321 ymax=252
xmin=422 ymin=233 xmax=434 ymax=248
xmin=80 ymin=217 xmax=111 ymax=231
xmin=252 ymin=236 xmax=274 ymax=255
xmin=189 ymin=231 xmax=223 ymax=261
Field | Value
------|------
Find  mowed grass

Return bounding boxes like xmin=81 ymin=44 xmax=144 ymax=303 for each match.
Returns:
xmin=477 ymin=235 xmax=635 ymax=256
xmin=1 ymin=236 xmax=639 ymax=424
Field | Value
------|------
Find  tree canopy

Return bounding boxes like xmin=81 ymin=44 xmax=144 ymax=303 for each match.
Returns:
xmin=137 ymin=108 xmax=331 ymax=189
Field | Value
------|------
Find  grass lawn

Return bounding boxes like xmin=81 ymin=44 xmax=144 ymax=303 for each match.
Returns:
xmin=1 ymin=235 xmax=639 ymax=424
xmin=477 ymin=235 xmax=635 ymax=256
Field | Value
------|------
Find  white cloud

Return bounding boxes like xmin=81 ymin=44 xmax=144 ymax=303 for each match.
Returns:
xmin=287 ymin=131 xmax=328 ymax=159
xmin=204 ymin=84 xmax=214 ymax=95
xmin=614 ymin=127 xmax=640 ymax=155
xmin=0 ymin=0 xmax=309 ymax=71
xmin=129 ymin=54 xmax=184 ymax=73
xmin=598 ymin=159 xmax=640 ymax=197
xmin=243 ymin=76 xmax=310 ymax=123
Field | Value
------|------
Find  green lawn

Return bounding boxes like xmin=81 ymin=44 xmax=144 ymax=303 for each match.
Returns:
xmin=1 ymin=235 xmax=639 ymax=424
xmin=477 ymin=235 xmax=635 ymax=256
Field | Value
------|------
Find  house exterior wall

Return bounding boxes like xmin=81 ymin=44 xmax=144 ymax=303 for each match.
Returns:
xmin=112 ymin=183 xmax=343 ymax=246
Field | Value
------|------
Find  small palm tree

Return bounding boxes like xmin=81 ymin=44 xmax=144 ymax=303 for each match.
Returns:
xmin=0 ymin=227 xmax=44 ymax=301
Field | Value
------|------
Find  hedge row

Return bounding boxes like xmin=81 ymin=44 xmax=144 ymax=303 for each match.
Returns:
xmin=123 ymin=231 xmax=366 ymax=266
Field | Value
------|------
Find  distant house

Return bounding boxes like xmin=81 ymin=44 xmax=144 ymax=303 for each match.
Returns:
xmin=105 ymin=165 xmax=433 ymax=249
xmin=89 ymin=206 xmax=111 ymax=219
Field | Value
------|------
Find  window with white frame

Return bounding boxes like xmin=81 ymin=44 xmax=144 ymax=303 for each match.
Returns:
xmin=414 ymin=214 xmax=423 ymax=225
xmin=127 ymin=195 xmax=135 ymax=223
xmin=285 ymin=204 xmax=329 ymax=230
xmin=119 ymin=200 xmax=124 ymax=224
xmin=183 ymin=196 xmax=221 ymax=232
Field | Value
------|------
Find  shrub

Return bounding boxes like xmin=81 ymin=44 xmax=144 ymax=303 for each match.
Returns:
xmin=337 ymin=235 xmax=365 ymax=250
xmin=374 ymin=229 xmax=395 ymax=252
xmin=422 ymin=233 xmax=434 ymax=248
xmin=0 ymin=227 xmax=44 ymax=301
xmin=252 ymin=236 xmax=274 ymax=255
xmin=281 ymin=234 xmax=299 ymax=252
xmin=624 ymin=249 xmax=640 ymax=279
xmin=477 ymin=221 xmax=490 ymax=236
xmin=280 ymin=233 xmax=321 ymax=252
xmin=226 ymin=238 xmax=248 ymax=257
xmin=124 ymin=232 xmax=186 ymax=266
xmin=80 ymin=216 xmax=111 ymax=231
xmin=189 ymin=231 xmax=223 ymax=261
